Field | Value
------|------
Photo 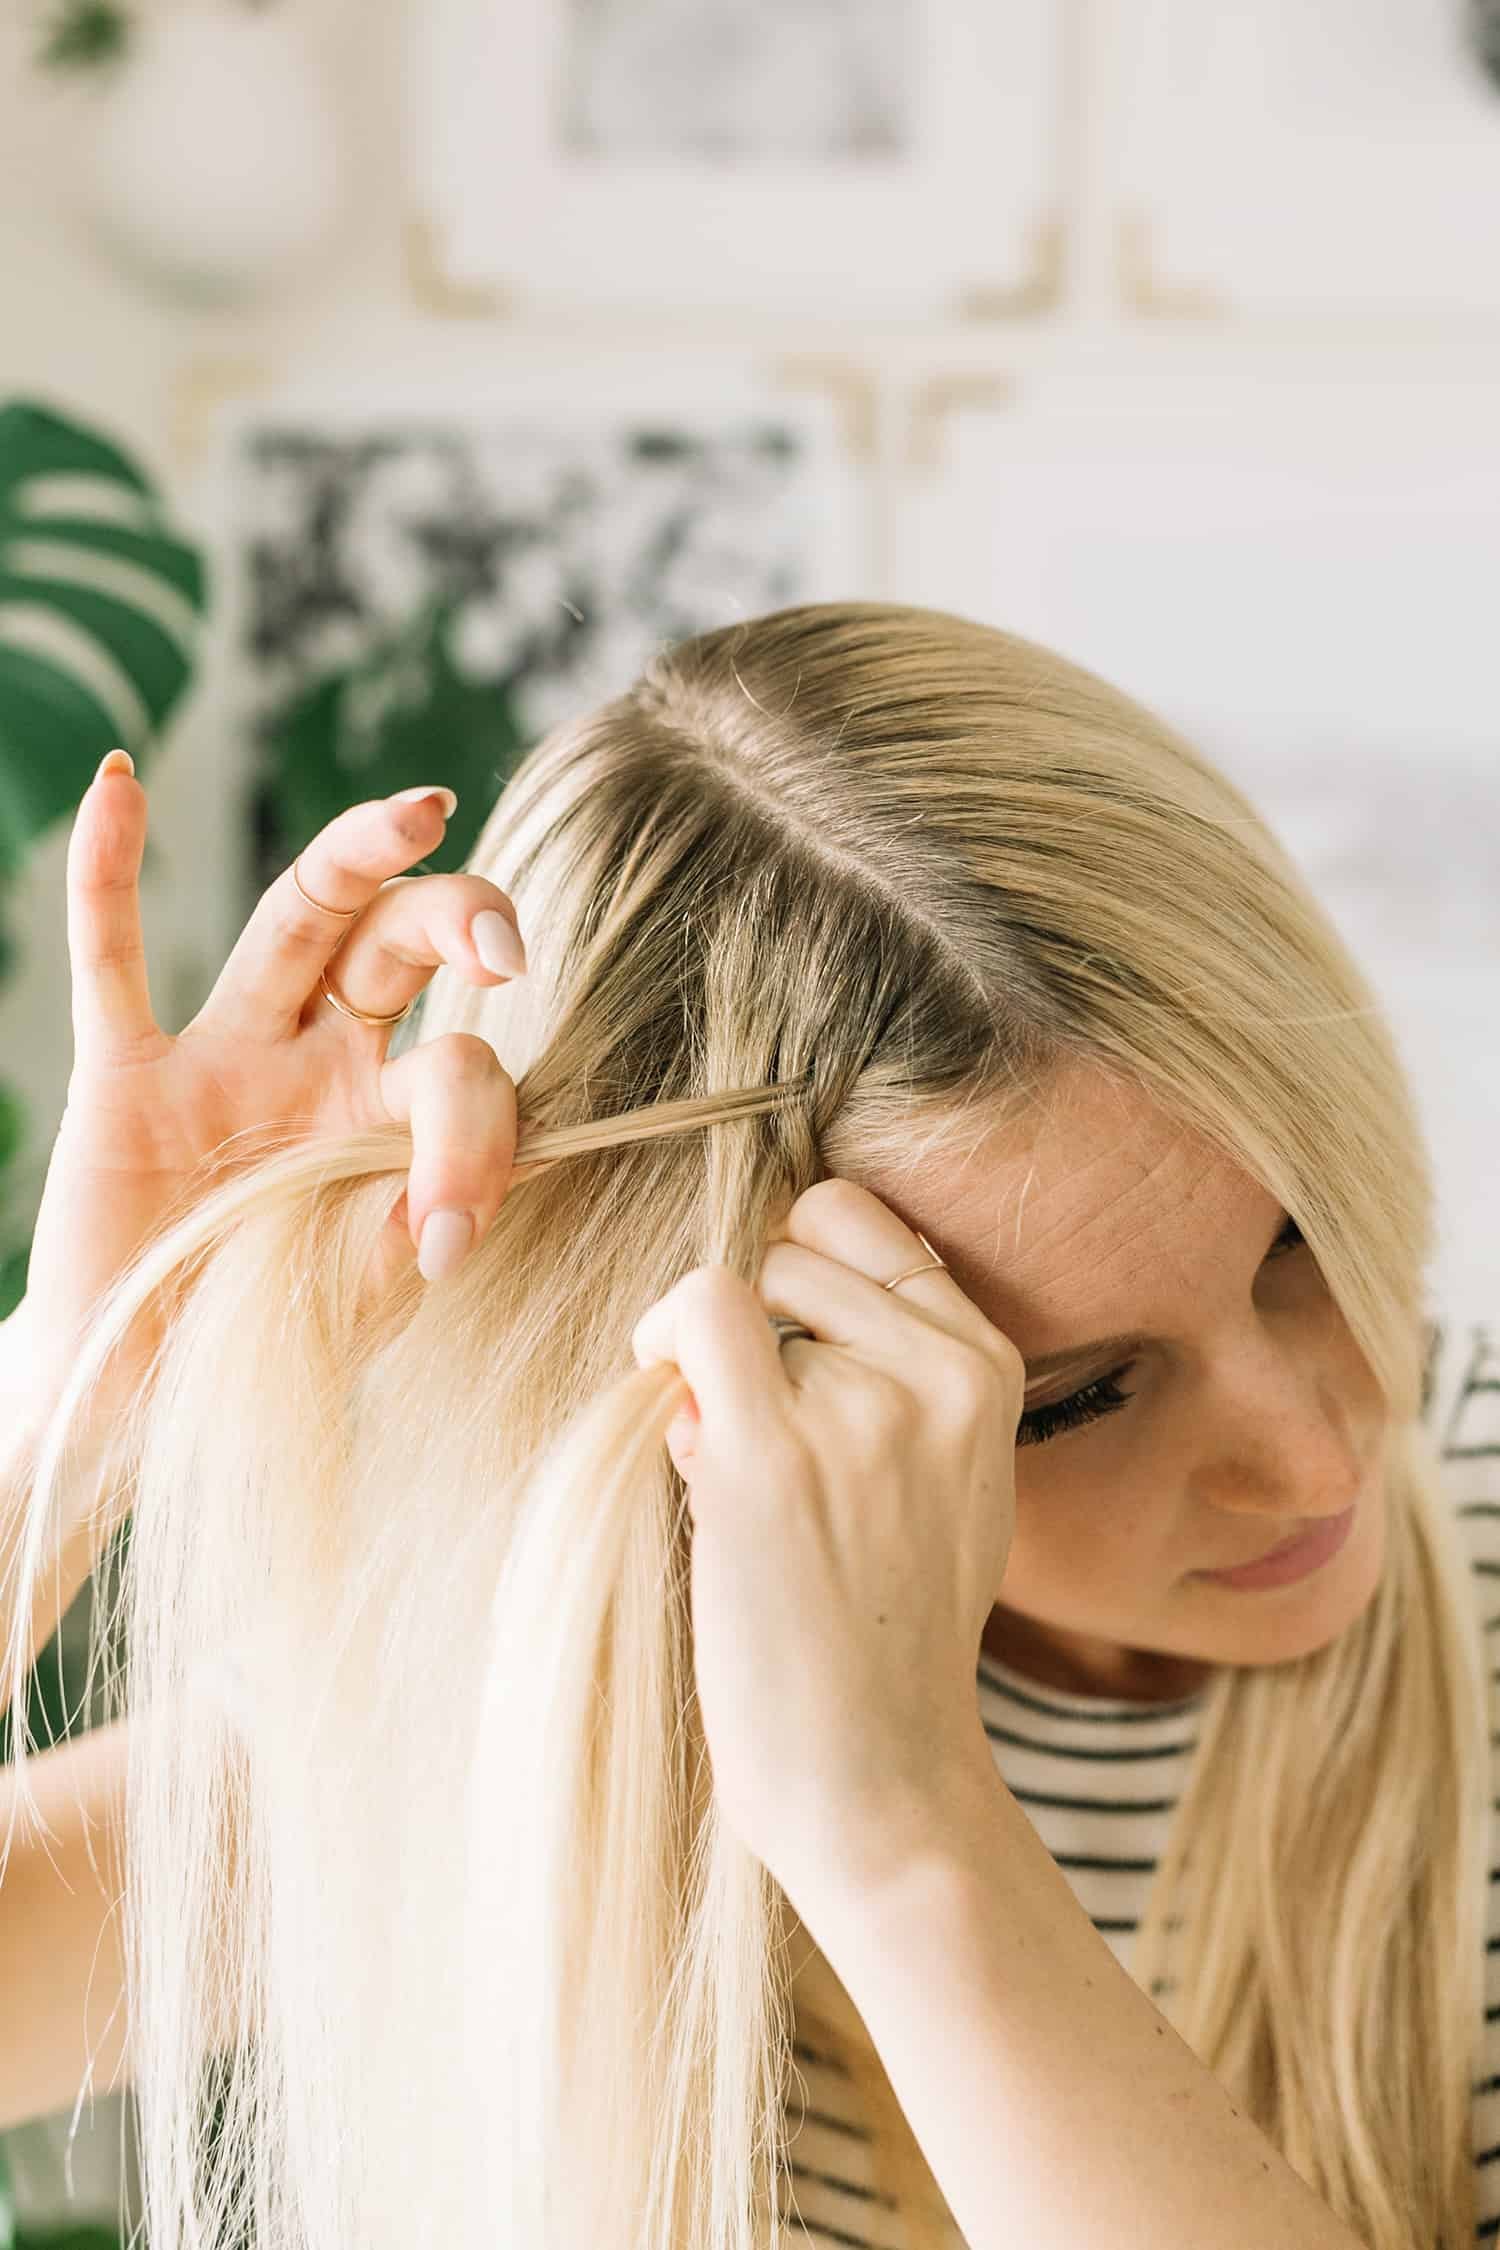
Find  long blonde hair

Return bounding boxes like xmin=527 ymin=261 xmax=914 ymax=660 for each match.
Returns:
xmin=4 ymin=602 xmax=1486 ymax=2250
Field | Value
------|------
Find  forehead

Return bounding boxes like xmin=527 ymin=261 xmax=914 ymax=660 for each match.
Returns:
xmin=914 ymin=1062 xmax=1275 ymax=1355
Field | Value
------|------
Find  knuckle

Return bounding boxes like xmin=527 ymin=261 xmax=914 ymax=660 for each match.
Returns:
xmin=932 ymin=1343 xmax=1005 ymax=1423
xmin=847 ymin=1363 xmax=922 ymax=1440
xmin=673 ymin=1263 xmax=743 ymax=1317
xmin=420 ymin=1031 xmax=507 ymax=1088
xmin=983 ymin=1330 xmax=1027 ymax=1399
xmin=454 ymin=873 xmax=520 ymax=917
xmin=271 ymin=882 xmax=343 ymax=951
xmin=784 ymin=1175 xmax=870 ymax=1235
xmin=86 ymin=930 xmax=147 ymax=973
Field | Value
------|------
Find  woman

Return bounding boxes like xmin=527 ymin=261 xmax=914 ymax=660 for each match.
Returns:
xmin=0 ymin=601 xmax=1489 ymax=2250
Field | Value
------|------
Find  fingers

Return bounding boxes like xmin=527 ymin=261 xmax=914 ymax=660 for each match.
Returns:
xmin=376 ymin=1033 xmax=519 ymax=1282
xmin=631 ymin=1266 xmax=794 ymax=1450
xmin=762 ymin=1180 xmax=1020 ymax=1382
xmin=66 ymin=749 xmax=164 ymax=1068
xmin=303 ymin=868 xmax=527 ymax=1028
xmin=198 ymin=787 xmax=469 ymax=1041
xmin=629 ymin=1181 xmax=1022 ymax=1464
xmin=768 ymin=1180 xmax=981 ymax=1353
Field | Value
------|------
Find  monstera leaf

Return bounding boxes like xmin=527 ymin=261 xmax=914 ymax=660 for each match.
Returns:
xmin=0 ymin=397 xmax=208 ymax=873
xmin=0 ymin=400 xmax=209 ymax=1312
xmin=257 ymin=591 xmax=529 ymax=893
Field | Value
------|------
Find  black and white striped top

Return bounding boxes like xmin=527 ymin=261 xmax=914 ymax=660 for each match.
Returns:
xmin=774 ymin=1313 xmax=1500 ymax=2248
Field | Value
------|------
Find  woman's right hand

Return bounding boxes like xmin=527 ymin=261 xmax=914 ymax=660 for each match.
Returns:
xmin=13 ymin=749 xmax=528 ymax=1456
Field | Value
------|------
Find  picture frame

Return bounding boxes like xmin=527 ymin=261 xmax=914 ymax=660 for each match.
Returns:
xmin=188 ymin=362 xmax=874 ymax=936
xmin=403 ymin=0 xmax=1069 ymax=322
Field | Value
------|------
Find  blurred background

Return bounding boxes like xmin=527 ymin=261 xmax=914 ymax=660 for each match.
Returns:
xmin=1 ymin=0 xmax=1497 ymax=2239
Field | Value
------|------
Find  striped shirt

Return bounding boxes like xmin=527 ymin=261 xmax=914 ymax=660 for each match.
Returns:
xmin=774 ymin=1313 xmax=1500 ymax=2248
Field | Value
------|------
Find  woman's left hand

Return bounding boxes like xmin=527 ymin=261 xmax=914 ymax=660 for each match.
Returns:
xmin=630 ymin=1177 xmax=1024 ymax=1919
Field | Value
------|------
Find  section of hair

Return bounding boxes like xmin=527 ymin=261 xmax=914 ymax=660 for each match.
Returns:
xmin=5 ymin=602 xmax=1480 ymax=2250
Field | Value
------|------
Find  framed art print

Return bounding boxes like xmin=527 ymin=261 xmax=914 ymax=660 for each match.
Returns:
xmin=404 ymin=0 xmax=1069 ymax=321
xmin=194 ymin=365 xmax=870 ymax=919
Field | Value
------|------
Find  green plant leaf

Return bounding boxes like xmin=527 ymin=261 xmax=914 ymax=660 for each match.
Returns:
xmin=0 ymin=399 xmax=209 ymax=865
xmin=0 ymin=1080 xmax=22 ymax=1172
xmin=13 ymin=2227 xmax=123 ymax=2249
xmin=258 ymin=595 xmax=530 ymax=881
xmin=35 ymin=1 xmax=132 ymax=74
xmin=0 ymin=1247 xmax=28 ymax=1325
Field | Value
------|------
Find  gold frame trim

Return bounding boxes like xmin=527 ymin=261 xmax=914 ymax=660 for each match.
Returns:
xmin=1116 ymin=211 xmax=1228 ymax=320
xmin=953 ymin=211 xmax=1068 ymax=321
xmin=403 ymin=212 xmax=511 ymax=318
xmin=905 ymin=372 xmax=1017 ymax=473
xmin=767 ymin=357 xmax=881 ymax=467
xmin=167 ymin=355 xmax=272 ymax=470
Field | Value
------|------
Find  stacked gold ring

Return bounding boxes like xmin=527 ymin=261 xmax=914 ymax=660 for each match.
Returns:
xmin=291 ymin=855 xmax=416 ymax=1028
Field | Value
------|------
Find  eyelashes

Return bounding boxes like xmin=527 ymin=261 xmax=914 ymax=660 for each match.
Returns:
xmin=1015 ymin=1211 xmax=1309 ymax=1450
xmin=1015 ymin=1361 xmax=1140 ymax=1449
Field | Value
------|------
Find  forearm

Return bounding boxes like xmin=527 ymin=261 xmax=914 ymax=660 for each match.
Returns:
xmin=0 ymin=1298 xmax=117 ymax=1719
xmin=803 ymin=1752 xmax=1367 ymax=2250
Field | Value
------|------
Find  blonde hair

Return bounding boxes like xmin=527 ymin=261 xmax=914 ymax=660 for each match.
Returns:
xmin=4 ymin=601 xmax=1487 ymax=2250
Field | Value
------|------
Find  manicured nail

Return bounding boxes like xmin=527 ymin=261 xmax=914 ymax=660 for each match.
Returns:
xmin=471 ymin=910 xmax=526 ymax=977
xmin=95 ymin=748 xmax=134 ymax=782
xmin=418 ymin=1208 xmax=475 ymax=1282
xmin=393 ymin=784 xmax=458 ymax=816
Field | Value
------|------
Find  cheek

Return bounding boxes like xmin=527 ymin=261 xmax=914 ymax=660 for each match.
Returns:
xmin=1005 ymin=1468 xmax=1166 ymax=1598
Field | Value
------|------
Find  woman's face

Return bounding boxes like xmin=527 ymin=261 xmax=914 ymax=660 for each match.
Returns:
xmin=867 ymin=1060 xmax=1391 ymax=1703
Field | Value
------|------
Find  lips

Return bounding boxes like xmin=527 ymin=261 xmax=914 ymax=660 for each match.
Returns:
xmin=1191 ymin=1499 xmax=1359 ymax=1589
xmin=1217 ymin=1523 xmax=1320 ymax=1573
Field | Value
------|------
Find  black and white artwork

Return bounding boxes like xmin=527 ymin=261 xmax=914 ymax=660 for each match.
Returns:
xmin=226 ymin=403 xmax=859 ymax=902
xmin=237 ymin=417 xmax=830 ymax=736
xmin=557 ymin=0 xmax=916 ymax=162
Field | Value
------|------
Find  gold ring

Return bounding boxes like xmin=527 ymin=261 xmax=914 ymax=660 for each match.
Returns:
xmin=291 ymin=855 xmax=361 ymax=922
xmin=881 ymin=1231 xmax=947 ymax=1292
xmin=317 ymin=968 xmax=416 ymax=1029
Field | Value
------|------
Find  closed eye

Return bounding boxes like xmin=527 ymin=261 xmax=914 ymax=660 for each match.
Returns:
xmin=1015 ymin=1361 xmax=1140 ymax=1448
xmin=1015 ymin=1211 xmax=1308 ymax=1449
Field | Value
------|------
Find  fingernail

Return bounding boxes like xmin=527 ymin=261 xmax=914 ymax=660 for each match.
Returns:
xmin=471 ymin=909 xmax=527 ymax=977
xmin=418 ymin=1208 xmax=475 ymax=1282
xmin=393 ymin=784 xmax=458 ymax=816
xmin=95 ymin=748 xmax=135 ymax=783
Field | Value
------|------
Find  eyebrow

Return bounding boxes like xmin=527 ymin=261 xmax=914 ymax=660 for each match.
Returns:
xmin=1022 ymin=1336 xmax=1142 ymax=1395
xmin=1019 ymin=1206 xmax=1290 ymax=1395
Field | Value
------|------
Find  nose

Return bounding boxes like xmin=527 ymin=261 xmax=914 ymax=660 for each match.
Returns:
xmin=1185 ymin=1333 xmax=1370 ymax=1524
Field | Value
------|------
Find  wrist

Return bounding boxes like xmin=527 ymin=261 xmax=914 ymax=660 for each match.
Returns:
xmin=782 ymin=1721 xmax=1012 ymax=1943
